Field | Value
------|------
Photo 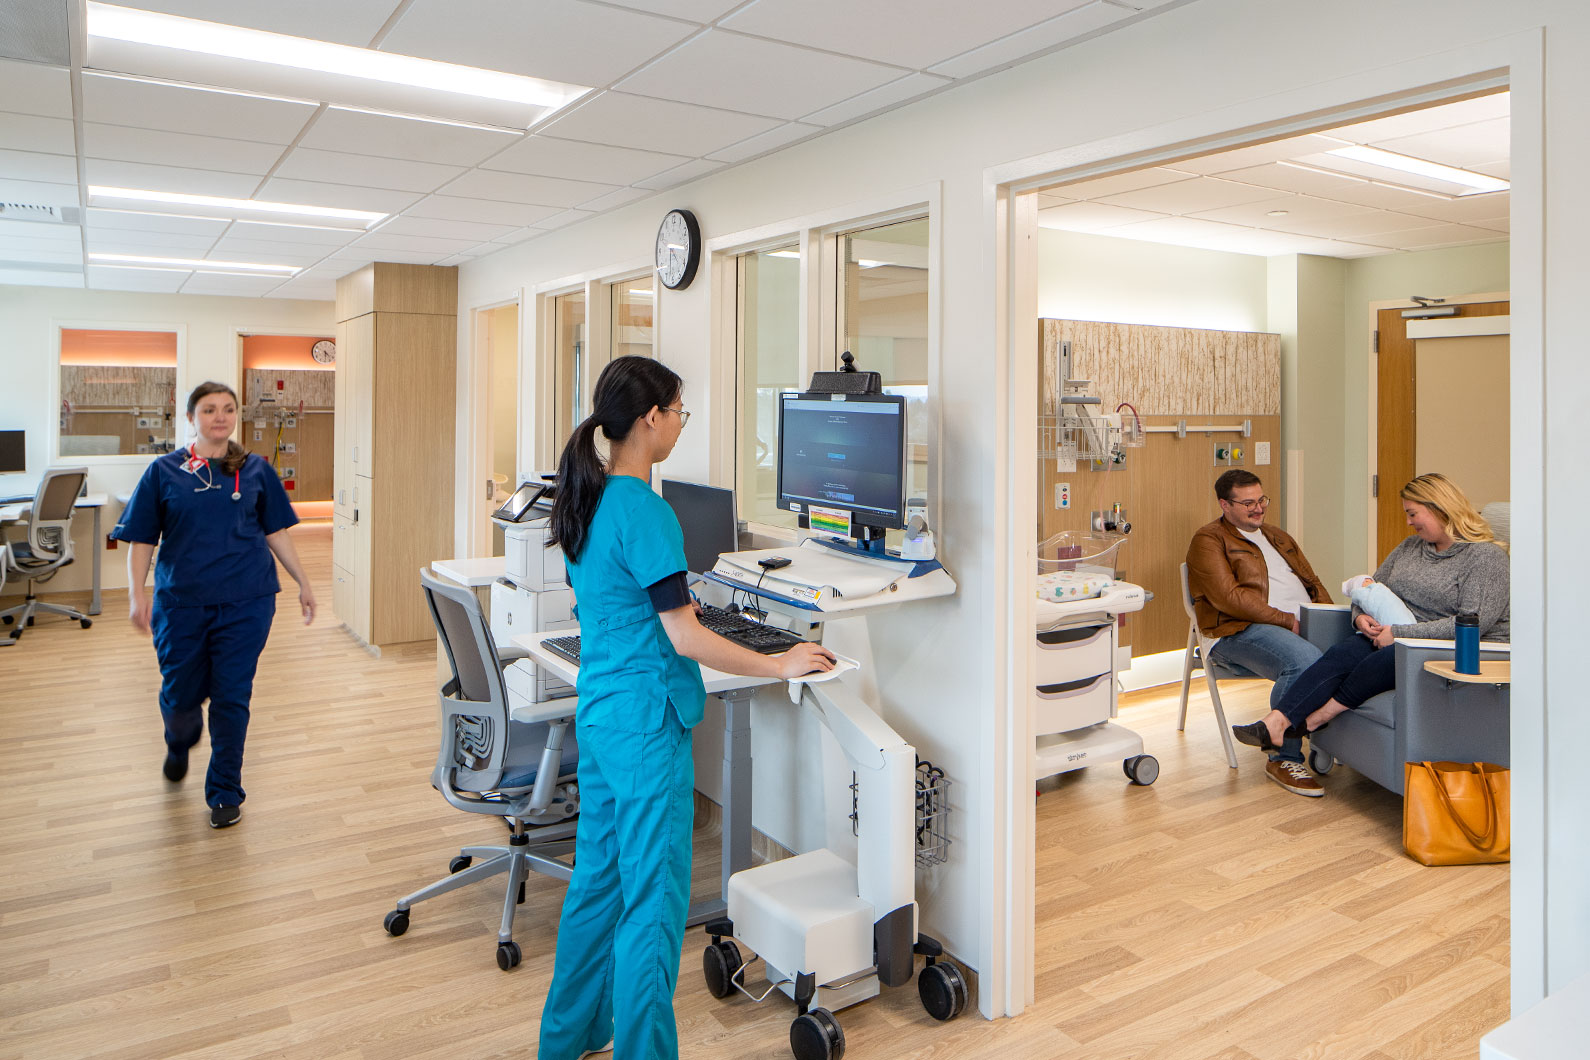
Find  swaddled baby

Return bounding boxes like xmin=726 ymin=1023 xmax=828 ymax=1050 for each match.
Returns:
xmin=1341 ymin=575 xmax=1417 ymax=627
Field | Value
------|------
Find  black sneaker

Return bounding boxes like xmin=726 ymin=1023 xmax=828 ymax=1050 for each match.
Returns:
xmin=209 ymin=805 xmax=242 ymax=829
xmin=162 ymin=749 xmax=188 ymax=783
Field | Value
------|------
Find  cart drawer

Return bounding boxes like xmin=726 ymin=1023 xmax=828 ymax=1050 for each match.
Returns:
xmin=1035 ymin=673 xmax=1112 ymax=735
xmin=1034 ymin=623 xmax=1112 ymax=686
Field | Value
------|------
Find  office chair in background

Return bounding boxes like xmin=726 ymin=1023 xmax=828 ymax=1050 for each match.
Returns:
xmin=1 ymin=467 xmax=92 ymax=642
xmin=382 ymin=567 xmax=581 ymax=971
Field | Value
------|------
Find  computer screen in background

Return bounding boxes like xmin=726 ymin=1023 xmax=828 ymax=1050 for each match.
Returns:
xmin=775 ymin=393 xmax=907 ymax=534
xmin=0 ymin=430 xmax=23 ymax=475
xmin=660 ymin=479 xmax=738 ymax=576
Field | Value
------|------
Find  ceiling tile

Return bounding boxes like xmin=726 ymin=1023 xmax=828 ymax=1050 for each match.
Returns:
xmin=110 ymin=0 xmax=400 ymax=46
xmin=1097 ymin=176 xmax=1274 ymax=214
xmin=707 ymin=122 xmax=822 ymax=163
xmin=1035 ymin=201 xmax=1168 ymax=232
xmin=927 ymin=2 xmax=1126 ymax=80
xmin=576 ymin=186 xmax=653 ymax=212
xmin=86 ymin=208 xmax=230 ymax=236
xmin=256 ymin=177 xmax=422 ymax=215
xmin=1212 ymin=162 xmax=1368 ymax=198
xmin=0 ymin=177 xmax=78 ymax=207
xmin=1101 ymin=216 xmax=1329 ymax=256
xmin=0 ymin=113 xmax=75 ymax=155
xmin=1049 ymin=166 xmax=1196 ymax=199
xmin=1189 ymin=193 xmax=1375 ymax=227
xmin=632 ymin=157 xmax=722 ymax=191
xmin=1036 ymin=191 xmax=1075 ymax=208
xmin=0 ymin=266 xmax=83 ymax=288
xmin=86 ymin=230 xmax=222 ymax=253
xmin=0 ymin=218 xmax=80 ymax=243
xmin=274 ymin=147 xmax=465 ymax=193
xmin=0 ymin=59 xmax=71 ymax=118
xmin=352 ymin=232 xmax=483 ymax=255
xmin=1265 ymin=209 xmax=1444 ymax=240
xmin=205 ymin=238 xmax=333 ymax=264
xmin=84 ymin=123 xmax=285 ymax=176
xmin=228 ymin=219 xmax=366 ymax=246
xmin=481 ymin=136 xmax=688 ymax=184
xmin=1359 ymin=224 xmax=1505 ymax=251
xmin=541 ymin=92 xmax=782 ymax=156
xmin=373 ymin=215 xmax=518 ymax=242
xmin=1372 ymin=117 xmax=1510 ymax=170
xmin=381 ymin=0 xmax=696 ymax=86
xmin=438 ymin=169 xmax=620 ymax=207
xmin=800 ymin=73 xmax=950 ymax=128
xmin=530 ymin=209 xmax=596 ymax=231
xmin=723 ymin=0 xmax=1094 ymax=69
xmin=600 ymin=0 xmax=743 ymax=19
xmin=1472 ymin=160 xmax=1510 ymax=180
xmin=320 ymin=247 xmax=448 ymax=266
xmin=266 ymin=278 xmax=337 ymax=301
xmin=180 ymin=272 xmax=292 ymax=297
xmin=0 ymin=148 xmax=77 ymax=184
xmin=0 ymin=245 xmax=83 ymax=266
xmin=618 ymin=30 xmax=902 ymax=121
xmin=1472 ymin=216 xmax=1509 ymax=233
xmin=86 ymin=264 xmax=191 ymax=293
xmin=1396 ymin=190 xmax=1509 ymax=225
xmin=1169 ymin=134 xmax=1351 ymax=176
xmin=85 ymin=158 xmax=264 ymax=198
xmin=1328 ymin=92 xmax=1510 ymax=146
xmin=405 ymin=195 xmax=563 ymax=227
xmin=300 ymin=108 xmax=520 ymax=167
xmin=82 ymin=74 xmax=318 ymax=143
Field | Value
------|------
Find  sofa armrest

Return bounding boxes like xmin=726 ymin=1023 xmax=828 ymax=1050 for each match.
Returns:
xmin=1394 ymin=641 xmax=1511 ymax=766
xmin=1300 ymin=603 xmax=1353 ymax=650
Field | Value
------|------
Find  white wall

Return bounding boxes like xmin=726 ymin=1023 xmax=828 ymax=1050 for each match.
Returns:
xmin=452 ymin=0 xmax=1578 ymax=1019
xmin=0 ymin=287 xmax=333 ymax=594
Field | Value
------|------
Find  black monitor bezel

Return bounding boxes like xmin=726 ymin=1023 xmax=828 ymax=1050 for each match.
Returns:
xmin=775 ymin=390 xmax=908 ymax=533
xmin=659 ymin=478 xmax=739 ymax=576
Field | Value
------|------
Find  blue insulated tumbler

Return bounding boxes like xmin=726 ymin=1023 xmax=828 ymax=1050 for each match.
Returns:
xmin=1454 ymin=612 xmax=1480 ymax=675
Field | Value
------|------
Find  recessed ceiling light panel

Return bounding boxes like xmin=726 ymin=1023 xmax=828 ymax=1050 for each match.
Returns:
xmin=1320 ymin=145 xmax=1509 ymax=196
xmin=88 ymin=252 xmax=299 ymax=274
xmin=88 ymin=186 xmax=385 ymax=228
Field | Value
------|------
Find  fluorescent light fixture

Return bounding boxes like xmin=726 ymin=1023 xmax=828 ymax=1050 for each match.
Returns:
xmin=1277 ymin=161 xmax=1458 ymax=200
xmin=328 ymin=104 xmax=522 ymax=134
xmin=627 ymin=289 xmax=654 ymax=297
xmin=88 ymin=3 xmax=589 ymax=110
xmin=1324 ymin=146 xmax=1509 ymax=195
xmin=89 ymin=186 xmax=385 ymax=226
xmin=83 ymin=69 xmax=315 ymax=107
xmin=89 ymin=252 xmax=299 ymax=274
xmin=766 ymin=250 xmax=801 ymax=259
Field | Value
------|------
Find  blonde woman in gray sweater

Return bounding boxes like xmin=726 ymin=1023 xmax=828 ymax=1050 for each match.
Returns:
xmin=1233 ymin=473 xmax=1508 ymax=759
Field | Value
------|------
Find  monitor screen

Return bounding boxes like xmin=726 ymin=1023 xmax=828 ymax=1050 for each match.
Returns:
xmin=493 ymin=481 xmax=553 ymax=522
xmin=0 ymin=430 xmax=22 ymax=475
xmin=776 ymin=392 xmax=907 ymax=532
xmin=660 ymin=479 xmax=738 ymax=575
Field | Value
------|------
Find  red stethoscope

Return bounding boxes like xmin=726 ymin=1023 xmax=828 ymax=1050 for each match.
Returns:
xmin=184 ymin=448 xmax=241 ymax=501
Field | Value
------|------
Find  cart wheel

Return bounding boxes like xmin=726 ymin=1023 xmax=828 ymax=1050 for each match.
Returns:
xmin=1309 ymin=747 xmax=1335 ymax=775
xmin=790 ymin=1007 xmax=844 ymax=1060
xmin=1125 ymin=755 xmax=1160 ymax=785
xmin=918 ymin=961 xmax=967 ymax=1021
xmin=496 ymin=940 xmax=522 ymax=970
xmin=382 ymin=909 xmax=409 ymax=936
xmin=449 ymin=854 xmax=472 ymax=873
xmin=80 ymin=618 xmax=92 ymax=629
xmin=702 ymin=940 xmax=743 ymax=999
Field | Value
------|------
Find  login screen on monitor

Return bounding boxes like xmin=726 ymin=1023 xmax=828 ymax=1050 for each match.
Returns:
xmin=777 ymin=395 xmax=905 ymax=527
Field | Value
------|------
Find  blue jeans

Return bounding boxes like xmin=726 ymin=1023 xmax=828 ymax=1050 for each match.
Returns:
xmin=1208 ymin=621 xmax=1322 ymax=764
xmin=1275 ymin=634 xmax=1395 ymax=727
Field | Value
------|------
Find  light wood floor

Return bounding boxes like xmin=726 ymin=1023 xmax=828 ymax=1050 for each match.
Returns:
xmin=0 ymin=525 xmax=1507 ymax=1059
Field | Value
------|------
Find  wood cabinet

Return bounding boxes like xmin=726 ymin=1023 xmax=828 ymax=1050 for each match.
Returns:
xmin=332 ymin=263 xmax=458 ymax=648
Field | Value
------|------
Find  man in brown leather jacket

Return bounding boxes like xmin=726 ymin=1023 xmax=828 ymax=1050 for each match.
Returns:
xmin=1187 ymin=469 xmax=1332 ymax=796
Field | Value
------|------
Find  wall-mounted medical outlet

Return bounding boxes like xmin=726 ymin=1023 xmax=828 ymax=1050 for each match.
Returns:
xmin=281 ymin=465 xmax=296 ymax=479
xmin=1055 ymin=482 xmax=1071 ymax=510
xmin=1255 ymin=441 xmax=1271 ymax=465
xmin=284 ymin=417 xmax=297 ymax=429
xmin=282 ymin=442 xmax=296 ymax=454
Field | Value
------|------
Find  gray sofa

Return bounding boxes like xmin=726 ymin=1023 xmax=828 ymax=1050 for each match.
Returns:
xmin=1297 ymin=605 xmax=1510 ymax=795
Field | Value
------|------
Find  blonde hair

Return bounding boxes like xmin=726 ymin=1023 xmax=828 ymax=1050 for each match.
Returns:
xmin=1400 ymin=473 xmax=1506 ymax=552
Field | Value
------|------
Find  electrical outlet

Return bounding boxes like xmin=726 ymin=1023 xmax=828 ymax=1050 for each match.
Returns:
xmin=1055 ymin=482 xmax=1071 ymax=509
xmin=284 ymin=417 xmax=296 ymax=428
xmin=281 ymin=466 xmax=296 ymax=478
xmin=1255 ymin=441 xmax=1271 ymax=465
xmin=282 ymin=442 xmax=296 ymax=454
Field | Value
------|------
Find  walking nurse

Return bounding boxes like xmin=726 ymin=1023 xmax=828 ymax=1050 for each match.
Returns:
xmin=537 ymin=356 xmax=834 ymax=1060
xmin=114 ymin=382 xmax=315 ymax=829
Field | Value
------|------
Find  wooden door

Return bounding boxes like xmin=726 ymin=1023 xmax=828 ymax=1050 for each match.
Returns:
xmin=1375 ymin=300 xmax=1508 ymax=562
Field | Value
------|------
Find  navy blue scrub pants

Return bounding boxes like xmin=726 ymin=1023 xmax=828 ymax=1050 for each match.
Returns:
xmin=151 ymin=594 xmax=276 ymax=808
xmin=1275 ymin=633 xmax=1396 ymax=729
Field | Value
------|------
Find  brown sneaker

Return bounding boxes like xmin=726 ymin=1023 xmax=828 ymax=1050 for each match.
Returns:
xmin=1266 ymin=759 xmax=1324 ymax=797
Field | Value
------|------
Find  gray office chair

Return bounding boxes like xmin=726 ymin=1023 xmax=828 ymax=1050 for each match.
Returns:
xmin=382 ymin=567 xmax=581 ymax=970
xmin=1177 ymin=562 xmax=1261 ymax=769
xmin=1 ymin=467 xmax=91 ymax=641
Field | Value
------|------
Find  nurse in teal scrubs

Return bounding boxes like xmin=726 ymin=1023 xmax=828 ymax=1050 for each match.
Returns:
xmin=538 ymin=356 xmax=834 ymax=1060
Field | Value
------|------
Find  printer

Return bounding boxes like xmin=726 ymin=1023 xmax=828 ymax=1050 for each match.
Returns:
xmin=490 ymin=480 xmax=575 ymax=705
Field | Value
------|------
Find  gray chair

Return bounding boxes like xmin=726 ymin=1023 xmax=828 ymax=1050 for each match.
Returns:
xmin=1 ymin=467 xmax=92 ymax=641
xmin=382 ymin=567 xmax=581 ymax=971
xmin=1177 ymin=561 xmax=1261 ymax=769
xmin=1299 ymin=605 xmax=1510 ymax=794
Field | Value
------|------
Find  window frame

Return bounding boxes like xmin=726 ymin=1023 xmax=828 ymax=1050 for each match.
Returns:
xmin=51 ymin=318 xmax=188 ymax=467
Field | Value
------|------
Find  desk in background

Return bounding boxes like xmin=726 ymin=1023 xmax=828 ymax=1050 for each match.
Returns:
xmin=514 ymin=629 xmax=780 ymax=926
xmin=0 ymin=492 xmax=109 ymax=616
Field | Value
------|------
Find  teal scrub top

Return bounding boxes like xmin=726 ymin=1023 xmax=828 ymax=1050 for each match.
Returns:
xmin=567 ymin=475 xmax=706 ymax=733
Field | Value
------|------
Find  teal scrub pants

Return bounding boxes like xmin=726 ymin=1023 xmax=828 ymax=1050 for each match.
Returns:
xmin=538 ymin=707 xmax=695 ymax=1060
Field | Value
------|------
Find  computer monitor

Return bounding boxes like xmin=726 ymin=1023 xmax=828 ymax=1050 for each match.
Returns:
xmin=0 ymin=430 xmax=23 ymax=475
xmin=660 ymin=479 xmax=739 ymax=575
xmin=776 ymin=391 xmax=907 ymax=541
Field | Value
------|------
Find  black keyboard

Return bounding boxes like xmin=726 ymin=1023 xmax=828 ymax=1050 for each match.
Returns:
xmin=698 ymin=605 xmax=807 ymax=655
xmin=543 ymin=635 xmax=582 ymax=665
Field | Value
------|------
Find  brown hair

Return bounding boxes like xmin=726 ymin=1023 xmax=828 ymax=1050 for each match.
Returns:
xmin=186 ymin=382 xmax=249 ymax=476
xmin=1400 ymin=473 xmax=1505 ymax=552
xmin=1215 ymin=468 xmax=1262 ymax=502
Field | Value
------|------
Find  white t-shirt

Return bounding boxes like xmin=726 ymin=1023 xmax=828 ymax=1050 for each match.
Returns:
xmin=1239 ymin=527 xmax=1312 ymax=619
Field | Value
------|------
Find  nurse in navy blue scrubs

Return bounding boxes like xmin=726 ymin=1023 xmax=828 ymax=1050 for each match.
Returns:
xmin=113 ymin=381 xmax=315 ymax=829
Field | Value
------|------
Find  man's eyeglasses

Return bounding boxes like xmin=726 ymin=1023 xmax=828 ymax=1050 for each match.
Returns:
xmin=661 ymin=406 xmax=691 ymax=427
xmin=1228 ymin=495 xmax=1270 ymax=510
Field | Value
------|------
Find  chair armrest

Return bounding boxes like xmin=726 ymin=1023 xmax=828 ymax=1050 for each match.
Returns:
xmin=511 ymin=697 xmax=578 ymax=726
xmin=496 ymin=645 xmax=530 ymax=666
xmin=1300 ymin=604 xmax=1353 ymax=650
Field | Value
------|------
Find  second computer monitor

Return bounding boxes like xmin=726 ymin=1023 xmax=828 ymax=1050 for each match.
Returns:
xmin=660 ymin=479 xmax=739 ymax=575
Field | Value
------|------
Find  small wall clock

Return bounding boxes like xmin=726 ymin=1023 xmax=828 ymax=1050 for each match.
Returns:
xmin=655 ymin=208 xmax=701 ymax=290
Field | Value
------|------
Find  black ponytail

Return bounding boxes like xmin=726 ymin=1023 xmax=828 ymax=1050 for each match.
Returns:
xmin=548 ymin=355 xmax=683 ymax=562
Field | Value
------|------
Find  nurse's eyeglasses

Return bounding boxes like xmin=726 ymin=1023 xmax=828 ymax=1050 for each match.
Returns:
xmin=660 ymin=406 xmax=691 ymax=427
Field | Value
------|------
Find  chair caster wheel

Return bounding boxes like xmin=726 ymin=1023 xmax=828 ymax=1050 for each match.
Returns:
xmin=703 ymin=939 xmax=743 ymax=999
xmin=790 ymin=1007 xmax=844 ymax=1060
xmin=496 ymin=940 xmax=521 ymax=970
xmin=1309 ymin=747 xmax=1336 ymax=774
xmin=383 ymin=909 xmax=409 ymax=936
xmin=1 ymin=615 xmax=11 ymax=625
xmin=80 ymin=618 xmax=92 ymax=629
xmin=449 ymin=854 xmax=472 ymax=873
xmin=1124 ymin=754 xmax=1159 ymax=785
xmin=918 ymin=960 xmax=967 ymax=1021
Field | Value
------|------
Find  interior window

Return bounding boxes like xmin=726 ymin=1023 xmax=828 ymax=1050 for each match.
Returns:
xmin=552 ymin=291 xmax=587 ymax=452
xmin=58 ymin=328 xmax=179 ymax=457
xmin=611 ymin=280 xmax=654 ymax=360
xmin=735 ymin=245 xmax=801 ymax=529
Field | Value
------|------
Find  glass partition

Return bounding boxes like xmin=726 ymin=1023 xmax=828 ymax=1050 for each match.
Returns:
xmin=611 ymin=281 xmax=654 ymax=360
xmin=735 ymin=245 xmax=801 ymax=528
xmin=58 ymin=328 xmax=179 ymax=457
xmin=552 ymin=291 xmax=587 ymax=452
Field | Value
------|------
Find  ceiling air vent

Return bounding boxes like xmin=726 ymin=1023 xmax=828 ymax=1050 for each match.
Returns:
xmin=0 ymin=202 xmax=81 ymax=224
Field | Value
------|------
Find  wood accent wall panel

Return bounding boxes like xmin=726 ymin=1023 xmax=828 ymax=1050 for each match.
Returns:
xmin=1038 ymin=319 xmax=1282 ymax=658
xmin=60 ymin=365 xmax=176 ymax=410
xmin=241 ymin=412 xmax=333 ymax=503
xmin=244 ymin=368 xmax=334 ymax=412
